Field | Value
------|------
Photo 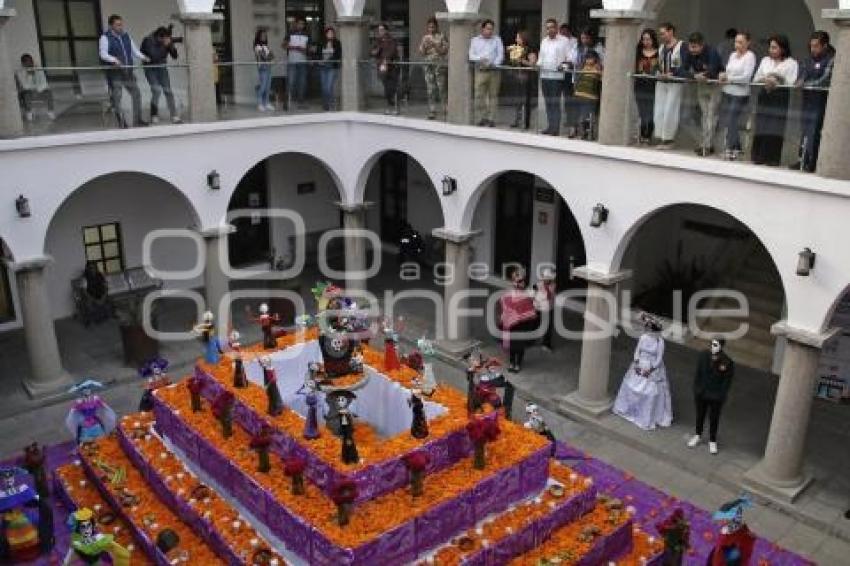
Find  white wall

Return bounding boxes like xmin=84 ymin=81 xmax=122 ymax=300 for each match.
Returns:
xmin=266 ymin=152 xmax=343 ymax=257
xmin=6 ymin=0 xmax=41 ymax=66
xmin=406 ymin=159 xmax=444 ymax=236
xmin=43 ymin=173 xmax=202 ymax=319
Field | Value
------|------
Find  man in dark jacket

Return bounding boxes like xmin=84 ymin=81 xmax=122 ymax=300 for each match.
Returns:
xmin=792 ymin=30 xmax=834 ymax=172
xmin=141 ymin=26 xmax=181 ymax=124
xmin=684 ymin=32 xmax=724 ymax=155
xmin=687 ymin=337 xmax=735 ymax=455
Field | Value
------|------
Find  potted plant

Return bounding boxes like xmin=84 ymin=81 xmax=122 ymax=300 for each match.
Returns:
xmin=114 ymin=294 xmax=159 ymax=367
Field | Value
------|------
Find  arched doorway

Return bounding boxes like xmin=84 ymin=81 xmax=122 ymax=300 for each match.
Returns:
xmin=226 ymin=152 xmax=345 ymax=270
xmin=0 ymin=239 xmax=15 ymax=326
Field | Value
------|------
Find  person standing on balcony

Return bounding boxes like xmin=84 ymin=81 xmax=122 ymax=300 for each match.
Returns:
xmin=141 ymin=26 xmax=181 ymax=124
xmin=559 ymin=23 xmax=578 ymax=116
xmin=507 ymin=30 xmax=536 ymax=130
xmin=15 ymin=54 xmax=55 ymax=122
xmin=537 ymin=19 xmax=569 ymax=135
xmin=716 ymin=28 xmax=738 ymax=66
xmin=573 ymin=50 xmax=603 ymax=140
xmin=653 ymin=22 xmax=688 ymax=149
xmin=566 ymin=28 xmax=605 ymax=138
xmin=318 ymin=27 xmax=342 ymax=111
xmin=372 ymin=23 xmax=401 ymax=115
xmin=792 ymin=31 xmax=835 ymax=173
xmin=284 ymin=18 xmax=311 ymax=110
xmin=634 ymin=29 xmax=659 ymax=144
xmin=751 ymin=34 xmax=798 ymax=166
xmin=469 ymin=19 xmax=505 ymax=127
xmin=683 ymin=32 xmax=724 ymax=156
xmin=254 ymin=29 xmax=274 ymax=112
xmin=419 ymin=17 xmax=448 ymax=120
xmin=718 ymin=31 xmax=756 ymax=160
xmin=99 ymin=14 xmax=150 ymax=128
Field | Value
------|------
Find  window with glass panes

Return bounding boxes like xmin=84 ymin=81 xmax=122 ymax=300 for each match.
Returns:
xmin=34 ymin=0 xmax=102 ymax=71
xmin=82 ymin=223 xmax=124 ymax=274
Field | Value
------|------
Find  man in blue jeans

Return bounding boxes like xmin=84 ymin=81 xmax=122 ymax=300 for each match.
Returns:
xmin=141 ymin=26 xmax=182 ymax=124
xmin=537 ymin=19 xmax=571 ymax=135
xmin=284 ymin=18 xmax=311 ymax=109
xmin=99 ymin=14 xmax=150 ymax=127
xmin=792 ymin=30 xmax=834 ymax=172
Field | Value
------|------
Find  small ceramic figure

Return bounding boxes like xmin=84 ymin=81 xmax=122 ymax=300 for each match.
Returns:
xmin=299 ymin=364 xmax=321 ymax=440
xmin=416 ymin=337 xmax=438 ymax=396
xmin=63 ymin=508 xmax=129 ymax=566
xmin=382 ymin=317 xmax=402 ymax=371
xmin=193 ymin=311 xmax=223 ymax=365
xmin=0 ymin=467 xmax=40 ymax=562
xmin=138 ymin=358 xmax=170 ymax=412
xmin=229 ymin=330 xmax=248 ymax=388
xmin=409 ymin=389 xmax=429 ymax=439
xmin=251 ymin=303 xmax=281 ymax=350
xmin=259 ymin=355 xmax=285 ymax=417
xmin=65 ymin=380 xmax=117 ymax=445
xmin=329 ymin=391 xmax=359 ymax=464
xmin=523 ymin=403 xmax=556 ymax=455
xmin=708 ymin=497 xmax=755 ymax=566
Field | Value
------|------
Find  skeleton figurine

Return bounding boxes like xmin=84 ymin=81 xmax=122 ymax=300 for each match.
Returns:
xmin=298 ymin=365 xmax=321 ymax=440
xmin=326 ymin=391 xmax=359 ymax=464
xmin=259 ymin=356 xmax=285 ymax=417
xmin=415 ymin=337 xmax=438 ymax=396
xmin=251 ymin=303 xmax=281 ymax=350
xmin=229 ymin=330 xmax=248 ymax=388
xmin=523 ymin=403 xmax=556 ymax=455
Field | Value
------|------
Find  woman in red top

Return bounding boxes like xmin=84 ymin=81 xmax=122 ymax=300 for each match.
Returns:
xmin=499 ymin=267 xmax=539 ymax=373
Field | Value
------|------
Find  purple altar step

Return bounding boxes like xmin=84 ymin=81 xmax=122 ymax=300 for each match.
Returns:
xmin=191 ymin=365 xmax=498 ymax=504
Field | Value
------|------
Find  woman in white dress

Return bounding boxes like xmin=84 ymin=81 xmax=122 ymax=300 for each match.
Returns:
xmin=613 ymin=314 xmax=673 ymax=430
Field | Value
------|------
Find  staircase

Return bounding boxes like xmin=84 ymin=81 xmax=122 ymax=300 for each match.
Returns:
xmin=688 ymin=250 xmax=784 ymax=371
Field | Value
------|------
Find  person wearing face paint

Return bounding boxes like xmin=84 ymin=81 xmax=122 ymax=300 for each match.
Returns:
xmin=688 ymin=337 xmax=735 ymax=455
xmin=613 ymin=313 xmax=672 ymax=430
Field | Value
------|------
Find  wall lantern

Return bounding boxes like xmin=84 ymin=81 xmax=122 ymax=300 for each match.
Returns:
xmin=15 ymin=195 xmax=31 ymax=218
xmin=796 ymin=247 xmax=816 ymax=277
xmin=207 ymin=170 xmax=221 ymax=190
xmin=590 ymin=203 xmax=609 ymax=227
xmin=441 ymin=176 xmax=457 ymax=197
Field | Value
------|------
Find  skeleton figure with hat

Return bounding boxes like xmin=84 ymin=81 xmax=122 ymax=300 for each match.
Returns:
xmin=613 ymin=313 xmax=673 ymax=430
xmin=193 ymin=311 xmax=223 ymax=365
xmin=249 ymin=303 xmax=282 ymax=350
xmin=523 ymin=403 xmax=556 ymax=455
xmin=65 ymin=380 xmax=117 ymax=444
xmin=688 ymin=337 xmax=735 ymax=455
xmin=259 ymin=355 xmax=285 ymax=416
xmin=63 ymin=507 xmax=130 ymax=565
xmin=0 ymin=467 xmax=40 ymax=562
xmin=228 ymin=330 xmax=248 ymax=388
xmin=707 ymin=497 xmax=755 ymax=566
xmin=326 ymin=391 xmax=359 ymax=464
xmin=415 ymin=337 xmax=438 ymax=396
xmin=138 ymin=357 xmax=170 ymax=412
xmin=298 ymin=363 xmax=322 ymax=440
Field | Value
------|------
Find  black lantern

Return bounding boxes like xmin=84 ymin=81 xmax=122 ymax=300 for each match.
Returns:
xmin=590 ymin=203 xmax=609 ymax=227
xmin=207 ymin=170 xmax=221 ymax=190
xmin=441 ymin=176 xmax=457 ymax=197
xmin=15 ymin=195 xmax=31 ymax=218
xmin=796 ymin=248 xmax=816 ymax=277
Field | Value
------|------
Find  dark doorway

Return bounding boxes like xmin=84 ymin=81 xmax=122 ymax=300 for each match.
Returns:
xmin=213 ymin=0 xmax=234 ymax=99
xmin=379 ymin=151 xmax=409 ymax=243
xmin=556 ymin=200 xmax=587 ymax=291
xmin=381 ymin=0 xmax=410 ymax=59
xmin=569 ymin=0 xmax=603 ymax=37
xmin=0 ymin=255 xmax=14 ymax=324
xmin=500 ymin=0 xmax=543 ymax=48
xmin=228 ymin=161 xmax=271 ymax=267
xmin=494 ymin=172 xmax=535 ymax=277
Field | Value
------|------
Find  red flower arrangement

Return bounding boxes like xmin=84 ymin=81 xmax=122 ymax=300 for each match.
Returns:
xmin=331 ymin=479 xmax=359 ymax=526
xmin=283 ymin=456 xmax=307 ymax=496
xmin=401 ymin=351 xmax=423 ymax=372
xmin=402 ymin=451 xmax=431 ymax=497
xmin=250 ymin=425 xmax=274 ymax=473
xmin=187 ymin=373 xmax=205 ymax=412
xmin=466 ymin=416 xmax=501 ymax=470
xmin=656 ymin=508 xmax=690 ymax=565
xmin=211 ymin=390 xmax=235 ymax=439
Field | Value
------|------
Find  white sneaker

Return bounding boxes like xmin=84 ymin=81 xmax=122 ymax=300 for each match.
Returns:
xmin=47 ymin=111 xmax=56 ymax=120
xmin=709 ymin=442 xmax=718 ymax=455
xmin=151 ymin=115 xmax=160 ymax=124
xmin=687 ymin=434 xmax=701 ymax=448
xmin=265 ymin=104 xmax=275 ymax=112
xmin=172 ymin=116 xmax=183 ymax=124
xmin=258 ymin=104 xmax=266 ymax=112
xmin=25 ymin=111 xmax=34 ymax=122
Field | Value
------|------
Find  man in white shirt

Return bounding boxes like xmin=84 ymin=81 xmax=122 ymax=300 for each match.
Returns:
xmin=99 ymin=14 xmax=150 ymax=127
xmin=284 ymin=18 xmax=310 ymax=108
xmin=468 ymin=19 xmax=504 ymax=127
xmin=538 ymin=19 xmax=571 ymax=135
xmin=15 ymin=54 xmax=55 ymax=121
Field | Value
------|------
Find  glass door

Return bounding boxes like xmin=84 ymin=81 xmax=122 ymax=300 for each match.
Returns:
xmin=34 ymin=0 xmax=101 ymax=76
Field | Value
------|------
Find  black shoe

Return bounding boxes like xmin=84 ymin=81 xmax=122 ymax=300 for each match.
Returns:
xmin=488 ymin=120 xmax=496 ymax=127
xmin=507 ymin=364 xmax=518 ymax=373
xmin=477 ymin=119 xmax=488 ymax=127
xmin=844 ymin=509 xmax=850 ymax=519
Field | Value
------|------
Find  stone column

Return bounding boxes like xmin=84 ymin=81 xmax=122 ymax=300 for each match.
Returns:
xmin=337 ymin=202 xmax=372 ymax=293
xmin=180 ymin=12 xmax=223 ymax=123
xmin=816 ymin=10 xmax=850 ymax=180
xmin=743 ymin=322 xmax=839 ymax=502
xmin=0 ymin=9 xmax=24 ymax=138
xmin=337 ymin=16 xmax=367 ymax=112
xmin=8 ymin=258 xmax=71 ymax=397
xmin=562 ymin=267 xmax=631 ymax=417
xmin=438 ymin=12 xmax=480 ymax=125
xmin=433 ymin=228 xmax=480 ymax=357
xmin=591 ymin=9 xmax=652 ymax=146
xmin=201 ymin=226 xmax=234 ymax=324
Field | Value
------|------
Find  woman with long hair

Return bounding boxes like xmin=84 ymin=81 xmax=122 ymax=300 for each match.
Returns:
xmin=507 ymin=30 xmax=537 ymax=130
xmin=254 ymin=28 xmax=274 ymax=112
xmin=718 ymin=31 xmax=757 ymax=160
xmin=634 ymin=28 xmax=659 ymax=144
xmin=418 ymin=17 xmax=448 ymax=120
xmin=319 ymin=26 xmax=342 ymax=111
xmin=751 ymin=34 xmax=798 ymax=165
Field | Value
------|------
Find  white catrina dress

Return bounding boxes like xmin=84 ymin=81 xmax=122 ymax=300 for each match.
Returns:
xmin=613 ymin=332 xmax=673 ymax=430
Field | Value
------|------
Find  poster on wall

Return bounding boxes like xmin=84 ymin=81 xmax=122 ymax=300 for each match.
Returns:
xmin=816 ymin=293 xmax=850 ymax=403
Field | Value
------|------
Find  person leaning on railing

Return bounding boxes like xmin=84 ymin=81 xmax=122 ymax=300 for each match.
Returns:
xmin=682 ymin=32 xmax=725 ymax=157
xmin=538 ymin=18 xmax=569 ymax=136
xmin=751 ymin=34 xmax=798 ymax=167
xmin=572 ymin=50 xmax=603 ymax=141
xmin=468 ymin=19 xmax=505 ymax=127
xmin=99 ymin=14 xmax=150 ymax=128
xmin=254 ymin=29 xmax=275 ymax=112
xmin=372 ymin=22 xmax=401 ymax=115
xmin=717 ymin=31 xmax=756 ymax=161
xmin=792 ymin=30 xmax=835 ymax=173
xmin=140 ymin=26 xmax=182 ymax=124
xmin=508 ymin=30 xmax=537 ymax=131
xmin=654 ymin=22 xmax=688 ymax=149
xmin=419 ymin=17 xmax=448 ymax=120
xmin=318 ymin=27 xmax=342 ymax=112
xmin=566 ymin=28 xmax=606 ymax=139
